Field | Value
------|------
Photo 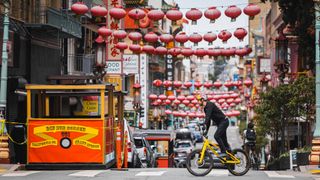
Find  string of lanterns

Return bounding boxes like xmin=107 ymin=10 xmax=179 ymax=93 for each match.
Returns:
xmin=71 ymin=3 xmax=261 ymax=23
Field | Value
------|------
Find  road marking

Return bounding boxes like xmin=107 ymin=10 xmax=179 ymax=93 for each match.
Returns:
xmin=69 ymin=170 xmax=106 ymax=177
xmin=264 ymin=171 xmax=295 ymax=178
xmin=2 ymin=171 xmax=40 ymax=177
xmin=135 ymin=171 xmax=166 ymax=176
xmin=207 ymin=169 xmax=229 ymax=176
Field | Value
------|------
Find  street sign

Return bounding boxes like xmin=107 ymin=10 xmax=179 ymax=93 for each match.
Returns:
xmin=123 ymin=54 xmax=139 ymax=74
xmin=290 ymin=150 xmax=298 ymax=170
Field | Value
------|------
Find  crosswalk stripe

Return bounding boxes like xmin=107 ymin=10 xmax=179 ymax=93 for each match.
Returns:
xmin=207 ymin=169 xmax=229 ymax=176
xmin=135 ymin=171 xmax=166 ymax=176
xmin=2 ymin=171 xmax=40 ymax=177
xmin=264 ymin=171 xmax=295 ymax=178
xmin=68 ymin=170 xmax=106 ymax=177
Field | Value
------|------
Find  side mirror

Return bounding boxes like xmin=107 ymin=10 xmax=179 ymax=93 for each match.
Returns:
xmin=151 ymin=145 xmax=157 ymax=152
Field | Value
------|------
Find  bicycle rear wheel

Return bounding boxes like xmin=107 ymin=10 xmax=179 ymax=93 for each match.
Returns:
xmin=227 ymin=149 xmax=250 ymax=176
xmin=186 ymin=149 xmax=213 ymax=176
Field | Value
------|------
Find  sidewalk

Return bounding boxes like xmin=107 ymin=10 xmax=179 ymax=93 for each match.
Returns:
xmin=0 ymin=164 xmax=23 ymax=173
xmin=276 ymin=165 xmax=320 ymax=179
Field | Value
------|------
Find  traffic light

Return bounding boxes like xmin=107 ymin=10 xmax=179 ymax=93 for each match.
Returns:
xmin=139 ymin=107 xmax=145 ymax=118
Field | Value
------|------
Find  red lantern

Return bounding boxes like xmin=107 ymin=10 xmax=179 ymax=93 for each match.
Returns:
xmin=175 ymin=32 xmax=189 ymax=46
xmin=181 ymin=48 xmax=194 ymax=57
xmin=244 ymin=78 xmax=253 ymax=87
xmin=158 ymin=94 xmax=167 ymax=100
xmin=187 ymin=95 xmax=195 ymax=101
xmin=91 ymin=5 xmax=108 ymax=17
xmin=189 ymin=33 xmax=202 ymax=46
xmin=168 ymin=48 xmax=181 ymax=56
xmin=153 ymin=79 xmax=162 ymax=87
xmin=163 ymin=80 xmax=172 ymax=88
xmin=98 ymin=27 xmax=112 ymax=37
xmin=165 ymin=110 xmax=172 ymax=115
xmin=109 ymin=5 xmax=126 ymax=22
xmin=244 ymin=3 xmax=261 ymax=20
xmin=177 ymin=95 xmax=185 ymax=101
xmin=149 ymin=94 xmax=158 ymax=100
xmin=232 ymin=110 xmax=241 ymax=116
xmin=168 ymin=95 xmax=176 ymax=101
xmin=213 ymin=80 xmax=223 ymax=88
xmin=142 ymin=45 xmax=155 ymax=54
xmin=155 ymin=47 xmax=167 ymax=55
xmin=180 ymin=112 xmax=187 ymax=118
xmin=173 ymin=81 xmax=182 ymax=88
xmin=184 ymin=81 xmax=192 ymax=88
xmin=203 ymin=32 xmax=217 ymax=45
xmin=235 ymin=48 xmax=248 ymax=57
xmin=186 ymin=8 xmax=203 ymax=25
xmin=194 ymin=81 xmax=202 ymax=89
xmin=224 ymin=48 xmax=235 ymax=58
xmin=218 ymin=99 xmax=226 ymax=104
xmin=234 ymin=98 xmax=242 ymax=104
xmin=173 ymin=100 xmax=181 ymax=105
xmin=128 ymin=8 xmax=146 ymax=24
xmin=128 ymin=32 xmax=142 ymax=44
xmin=182 ymin=100 xmax=190 ymax=105
xmin=166 ymin=8 xmax=183 ymax=25
xmin=203 ymin=82 xmax=213 ymax=89
xmin=194 ymin=48 xmax=207 ymax=59
xmin=147 ymin=9 xmax=165 ymax=21
xmin=113 ymin=30 xmax=127 ymax=41
xmin=160 ymin=34 xmax=174 ymax=44
xmin=226 ymin=98 xmax=234 ymax=104
xmin=246 ymin=47 xmax=253 ymax=54
xmin=232 ymin=80 xmax=242 ymax=87
xmin=133 ymin=83 xmax=141 ymax=89
xmin=230 ymin=93 xmax=239 ymax=98
xmin=207 ymin=48 xmax=221 ymax=59
xmin=129 ymin=44 xmax=141 ymax=54
xmin=191 ymin=99 xmax=198 ymax=104
xmin=234 ymin=28 xmax=248 ymax=42
xmin=71 ymin=2 xmax=88 ymax=15
xmin=204 ymin=7 xmax=221 ymax=23
xmin=115 ymin=42 xmax=128 ymax=52
xmin=218 ymin=30 xmax=232 ymax=43
xmin=222 ymin=94 xmax=230 ymax=99
xmin=144 ymin=32 xmax=159 ymax=43
xmin=188 ymin=112 xmax=195 ymax=118
xmin=224 ymin=5 xmax=242 ymax=22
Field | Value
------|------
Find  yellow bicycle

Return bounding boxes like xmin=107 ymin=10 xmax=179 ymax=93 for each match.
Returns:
xmin=186 ymin=135 xmax=250 ymax=176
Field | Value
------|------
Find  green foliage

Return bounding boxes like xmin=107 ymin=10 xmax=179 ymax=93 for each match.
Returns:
xmin=297 ymin=146 xmax=312 ymax=153
xmin=254 ymin=76 xmax=315 ymax=155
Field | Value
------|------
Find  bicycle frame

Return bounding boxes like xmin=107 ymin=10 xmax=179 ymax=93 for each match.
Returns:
xmin=198 ymin=136 xmax=241 ymax=165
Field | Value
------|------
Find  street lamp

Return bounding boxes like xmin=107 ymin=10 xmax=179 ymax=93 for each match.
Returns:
xmin=93 ymin=37 xmax=106 ymax=82
xmin=274 ymin=33 xmax=289 ymax=84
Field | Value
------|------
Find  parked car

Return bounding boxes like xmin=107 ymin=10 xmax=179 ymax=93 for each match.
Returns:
xmin=174 ymin=140 xmax=194 ymax=168
xmin=133 ymin=133 xmax=158 ymax=168
xmin=192 ymin=130 xmax=203 ymax=143
xmin=175 ymin=128 xmax=196 ymax=145
xmin=124 ymin=119 xmax=141 ymax=168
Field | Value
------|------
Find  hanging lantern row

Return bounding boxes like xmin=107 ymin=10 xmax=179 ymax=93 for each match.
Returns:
xmin=71 ymin=3 xmax=261 ymax=24
xmin=115 ymin=45 xmax=252 ymax=58
xmin=152 ymin=79 xmax=252 ymax=89
xmin=96 ymin=29 xmax=247 ymax=45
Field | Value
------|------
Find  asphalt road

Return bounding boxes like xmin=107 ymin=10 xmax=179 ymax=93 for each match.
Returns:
xmin=0 ymin=125 xmax=315 ymax=180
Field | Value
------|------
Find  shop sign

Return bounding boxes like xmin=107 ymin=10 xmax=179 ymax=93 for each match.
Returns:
xmin=106 ymin=61 xmax=122 ymax=74
xmin=123 ymin=54 xmax=139 ymax=74
xmin=139 ymin=54 xmax=148 ymax=128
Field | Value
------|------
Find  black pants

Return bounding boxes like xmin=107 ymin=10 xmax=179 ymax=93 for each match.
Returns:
xmin=214 ymin=119 xmax=230 ymax=153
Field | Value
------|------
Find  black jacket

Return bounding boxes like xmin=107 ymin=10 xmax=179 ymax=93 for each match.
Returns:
xmin=204 ymin=101 xmax=227 ymax=129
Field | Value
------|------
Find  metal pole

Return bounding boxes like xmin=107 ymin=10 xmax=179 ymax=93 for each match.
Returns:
xmin=0 ymin=0 xmax=10 ymax=134
xmin=314 ymin=1 xmax=320 ymax=137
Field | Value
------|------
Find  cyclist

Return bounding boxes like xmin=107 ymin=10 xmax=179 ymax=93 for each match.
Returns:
xmin=199 ymin=95 xmax=231 ymax=157
xmin=243 ymin=122 xmax=256 ymax=155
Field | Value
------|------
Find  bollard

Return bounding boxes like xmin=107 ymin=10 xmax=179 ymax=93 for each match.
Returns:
xmin=124 ymin=131 xmax=128 ymax=168
xmin=116 ymin=127 xmax=122 ymax=169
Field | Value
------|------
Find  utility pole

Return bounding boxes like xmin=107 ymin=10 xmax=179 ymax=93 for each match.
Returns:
xmin=310 ymin=0 xmax=320 ymax=166
xmin=0 ymin=0 xmax=10 ymax=134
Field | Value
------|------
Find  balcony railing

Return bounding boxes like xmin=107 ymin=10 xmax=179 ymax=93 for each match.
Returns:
xmin=68 ymin=54 xmax=95 ymax=75
xmin=27 ymin=6 xmax=82 ymax=38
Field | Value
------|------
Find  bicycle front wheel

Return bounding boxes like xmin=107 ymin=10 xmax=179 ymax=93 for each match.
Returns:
xmin=186 ymin=149 xmax=213 ymax=176
xmin=227 ymin=149 xmax=250 ymax=176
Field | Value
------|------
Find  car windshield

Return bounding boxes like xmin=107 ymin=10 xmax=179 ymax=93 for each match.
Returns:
xmin=134 ymin=139 xmax=144 ymax=148
xmin=175 ymin=142 xmax=191 ymax=148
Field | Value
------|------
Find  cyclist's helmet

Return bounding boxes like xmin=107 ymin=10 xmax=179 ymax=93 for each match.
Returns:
xmin=196 ymin=94 xmax=207 ymax=101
